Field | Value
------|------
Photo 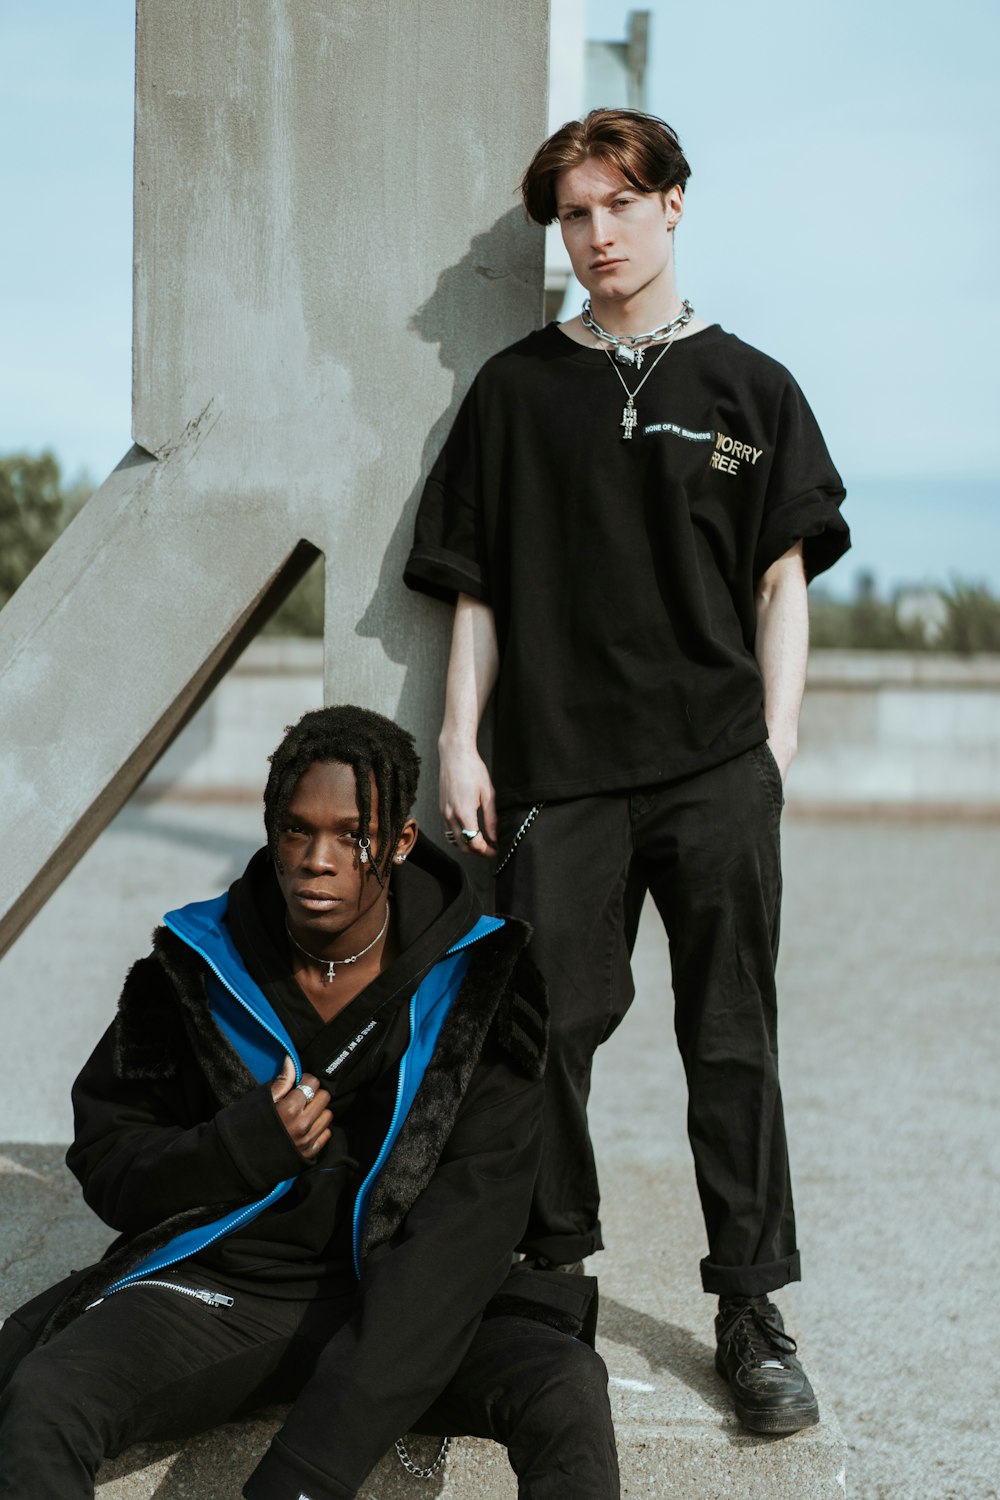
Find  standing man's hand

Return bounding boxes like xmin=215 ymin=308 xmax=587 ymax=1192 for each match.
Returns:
xmin=440 ymin=740 xmax=497 ymax=856
xmin=766 ymin=738 xmax=796 ymax=784
xmin=439 ymin=592 xmax=501 ymax=857
xmin=271 ymin=1056 xmax=333 ymax=1159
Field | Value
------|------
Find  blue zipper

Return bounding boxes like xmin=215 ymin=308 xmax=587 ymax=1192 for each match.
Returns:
xmin=445 ymin=915 xmax=505 ymax=956
xmin=104 ymin=1178 xmax=293 ymax=1294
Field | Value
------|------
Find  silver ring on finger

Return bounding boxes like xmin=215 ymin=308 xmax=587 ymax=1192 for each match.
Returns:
xmin=295 ymin=1082 xmax=316 ymax=1103
xmin=444 ymin=829 xmax=457 ymax=843
xmin=460 ymin=828 xmax=478 ymax=842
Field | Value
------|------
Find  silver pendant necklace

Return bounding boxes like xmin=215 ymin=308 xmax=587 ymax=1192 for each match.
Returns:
xmin=582 ymin=298 xmax=694 ymax=368
xmin=286 ymin=901 xmax=390 ymax=985
xmin=604 ymin=338 xmax=678 ymax=440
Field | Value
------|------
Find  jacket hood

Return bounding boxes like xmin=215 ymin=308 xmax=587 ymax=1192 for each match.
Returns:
xmin=225 ymin=830 xmax=483 ymax=1015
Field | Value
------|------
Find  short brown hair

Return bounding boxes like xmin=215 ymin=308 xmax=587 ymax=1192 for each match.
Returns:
xmin=520 ymin=108 xmax=692 ymax=226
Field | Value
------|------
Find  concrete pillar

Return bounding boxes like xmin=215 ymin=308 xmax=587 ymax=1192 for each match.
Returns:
xmin=0 ymin=0 xmax=548 ymax=953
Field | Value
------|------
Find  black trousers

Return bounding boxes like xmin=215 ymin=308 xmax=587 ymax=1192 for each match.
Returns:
xmin=0 ymin=1264 xmax=618 ymax=1500
xmin=498 ymin=744 xmax=800 ymax=1296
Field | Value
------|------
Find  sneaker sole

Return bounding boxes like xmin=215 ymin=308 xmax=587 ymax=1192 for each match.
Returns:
xmin=733 ymin=1400 xmax=820 ymax=1434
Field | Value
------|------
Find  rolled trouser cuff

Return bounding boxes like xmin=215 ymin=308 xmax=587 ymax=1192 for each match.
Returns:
xmin=700 ymin=1251 xmax=801 ymax=1298
xmin=516 ymin=1224 xmax=605 ymax=1266
xmin=243 ymin=1436 xmax=357 ymax=1500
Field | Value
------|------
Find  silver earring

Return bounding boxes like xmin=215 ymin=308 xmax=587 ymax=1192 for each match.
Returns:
xmin=393 ymin=854 xmax=406 ymax=864
xmin=358 ymin=836 xmax=371 ymax=864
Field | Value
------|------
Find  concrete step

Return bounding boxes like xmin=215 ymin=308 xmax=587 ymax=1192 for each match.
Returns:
xmin=3 ymin=1146 xmax=847 ymax=1499
xmin=94 ymin=1421 xmax=510 ymax=1499
xmin=92 ymin=1411 xmax=846 ymax=1499
xmin=92 ymin=1393 xmax=846 ymax=1499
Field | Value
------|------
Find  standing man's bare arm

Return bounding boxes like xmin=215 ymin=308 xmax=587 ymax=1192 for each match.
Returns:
xmin=439 ymin=593 xmax=499 ymax=856
xmin=754 ymin=540 xmax=809 ymax=782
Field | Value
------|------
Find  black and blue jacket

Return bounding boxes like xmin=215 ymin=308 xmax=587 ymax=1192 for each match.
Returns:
xmin=37 ymin=836 xmax=563 ymax=1495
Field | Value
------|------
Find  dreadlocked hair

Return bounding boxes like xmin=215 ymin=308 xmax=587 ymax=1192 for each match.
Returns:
xmin=264 ymin=705 xmax=421 ymax=886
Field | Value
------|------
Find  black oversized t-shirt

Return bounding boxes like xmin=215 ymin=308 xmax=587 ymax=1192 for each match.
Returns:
xmin=404 ymin=322 xmax=850 ymax=803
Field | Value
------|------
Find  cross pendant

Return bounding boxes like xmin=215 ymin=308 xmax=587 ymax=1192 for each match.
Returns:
xmin=621 ymin=400 xmax=637 ymax=440
xmin=323 ymin=961 xmax=336 ymax=984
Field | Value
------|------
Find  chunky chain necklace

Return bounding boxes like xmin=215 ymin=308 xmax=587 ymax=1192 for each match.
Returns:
xmin=582 ymin=297 xmax=694 ymax=368
xmin=285 ymin=902 xmax=390 ymax=985
xmin=603 ymin=339 xmax=678 ymax=441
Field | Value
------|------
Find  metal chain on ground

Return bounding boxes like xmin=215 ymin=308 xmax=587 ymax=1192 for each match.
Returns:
xmin=394 ymin=1435 xmax=451 ymax=1479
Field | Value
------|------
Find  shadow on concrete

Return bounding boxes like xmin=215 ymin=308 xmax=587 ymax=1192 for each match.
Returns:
xmin=110 ymin=805 xmax=260 ymax=884
xmin=355 ymin=205 xmax=535 ymax=675
xmin=97 ymin=1419 xmax=266 ymax=1499
xmin=600 ymin=1294 xmax=727 ymax=1408
xmin=353 ymin=207 xmax=534 ymax=881
xmin=600 ymin=1295 xmax=805 ymax=1450
xmin=96 ymin=1413 xmax=453 ymax=1499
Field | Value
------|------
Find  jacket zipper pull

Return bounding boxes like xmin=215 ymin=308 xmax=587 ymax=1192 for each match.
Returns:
xmin=198 ymin=1291 xmax=235 ymax=1307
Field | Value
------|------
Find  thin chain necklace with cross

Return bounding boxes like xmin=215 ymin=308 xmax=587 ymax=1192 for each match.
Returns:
xmin=603 ymin=336 xmax=678 ymax=440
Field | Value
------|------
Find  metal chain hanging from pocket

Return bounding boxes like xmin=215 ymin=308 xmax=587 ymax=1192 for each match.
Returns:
xmin=493 ymin=803 xmax=543 ymax=877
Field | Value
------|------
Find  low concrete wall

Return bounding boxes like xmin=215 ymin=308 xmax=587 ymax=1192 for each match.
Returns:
xmin=140 ymin=643 xmax=1000 ymax=811
xmin=796 ymin=651 xmax=1000 ymax=811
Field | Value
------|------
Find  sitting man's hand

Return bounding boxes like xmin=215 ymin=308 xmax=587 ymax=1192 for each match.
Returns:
xmin=271 ymin=1055 xmax=333 ymax=1160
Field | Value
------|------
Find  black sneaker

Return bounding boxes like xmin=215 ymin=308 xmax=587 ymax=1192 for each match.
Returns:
xmin=715 ymin=1295 xmax=820 ymax=1433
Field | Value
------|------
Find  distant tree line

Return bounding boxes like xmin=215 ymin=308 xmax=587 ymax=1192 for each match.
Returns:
xmin=3 ymin=449 xmax=999 ymax=650
xmin=0 ymin=452 xmax=92 ymax=609
xmin=0 ymin=449 xmax=324 ymax=634
xmin=809 ymin=571 xmax=1000 ymax=653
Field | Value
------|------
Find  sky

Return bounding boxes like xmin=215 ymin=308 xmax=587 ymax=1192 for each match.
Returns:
xmin=0 ymin=6 xmax=134 ymax=485
xmin=1 ymin=0 xmax=997 ymax=597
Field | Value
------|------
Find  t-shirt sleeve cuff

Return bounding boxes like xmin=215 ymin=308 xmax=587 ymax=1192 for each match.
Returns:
xmin=754 ymin=491 xmax=852 ymax=584
xmin=403 ymin=544 xmax=488 ymax=604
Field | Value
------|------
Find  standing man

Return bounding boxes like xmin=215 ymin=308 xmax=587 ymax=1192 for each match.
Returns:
xmin=404 ymin=109 xmax=850 ymax=1434
xmin=0 ymin=706 xmax=618 ymax=1499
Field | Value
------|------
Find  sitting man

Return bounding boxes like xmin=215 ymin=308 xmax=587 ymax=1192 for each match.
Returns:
xmin=0 ymin=705 xmax=618 ymax=1500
